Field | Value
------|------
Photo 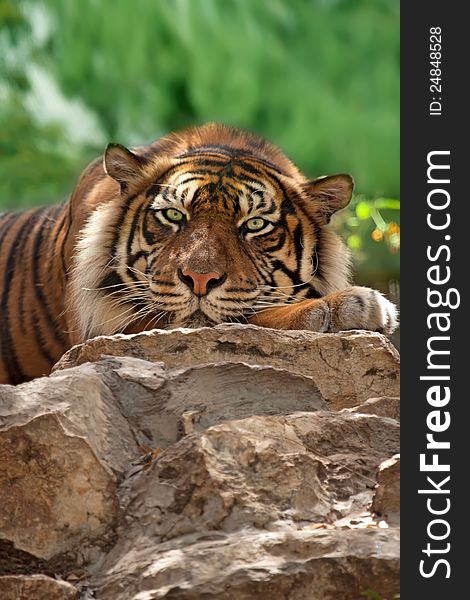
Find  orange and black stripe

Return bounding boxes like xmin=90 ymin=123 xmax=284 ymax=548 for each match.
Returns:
xmin=0 ymin=205 xmax=70 ymax=383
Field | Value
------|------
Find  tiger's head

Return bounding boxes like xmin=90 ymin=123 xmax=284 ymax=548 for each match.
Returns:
xmin=69 ymin=123 xmax=353 ymax=340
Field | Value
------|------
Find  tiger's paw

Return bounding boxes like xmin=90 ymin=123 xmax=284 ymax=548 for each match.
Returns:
xmin=320 ymin=286 xmax=398 ymax=335
xmin=248 ymin=286 xmax=398 ymax=335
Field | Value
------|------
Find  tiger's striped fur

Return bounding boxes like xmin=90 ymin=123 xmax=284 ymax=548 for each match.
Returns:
xmin=0 ymin=123 xmax=397 ymax=384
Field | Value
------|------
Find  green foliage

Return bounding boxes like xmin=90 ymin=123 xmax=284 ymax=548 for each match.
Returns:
xmin=0 ymin=96 xmax=95 ymax=208
xmin=332 ymin=194 xmax=400 ymax=281
xmin=39 ymin=0 xmax=399 ymax=193
xmin=0 ymin=0 xmax=93 ymax=206
xmin=0 ymin=0 xmax=399 ymax=278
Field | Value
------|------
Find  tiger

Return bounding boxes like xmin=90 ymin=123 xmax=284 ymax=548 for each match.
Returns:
xmin=0 ymin=122 xmax=397 ymax=385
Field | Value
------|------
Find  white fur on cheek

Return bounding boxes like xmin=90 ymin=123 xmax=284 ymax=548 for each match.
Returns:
xmin=70 ymin=202 xmax=134 ymax=340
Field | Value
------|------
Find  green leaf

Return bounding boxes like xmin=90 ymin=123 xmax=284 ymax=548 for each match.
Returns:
xmin=347 ymin=234 xmax=362 ymax=250
xmin=374 ymin=198 xmax=400 ymax=211
xmin=355 ymin=201 xmax=371 ymax=220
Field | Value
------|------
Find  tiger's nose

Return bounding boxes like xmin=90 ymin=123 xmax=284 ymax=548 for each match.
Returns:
xmin=178 ymin=268 xmax=227 ymax=297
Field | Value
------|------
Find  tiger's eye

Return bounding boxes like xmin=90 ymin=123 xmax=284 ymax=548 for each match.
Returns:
xmin=245 ymin=217 xmax=266 ymax=231
xmin=164 ymin=208 xmax=185 ymax=223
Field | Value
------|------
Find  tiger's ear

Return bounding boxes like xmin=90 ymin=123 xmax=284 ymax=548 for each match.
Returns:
xmin=103 ymin=143 xmax=146 ymax=192
xmin=303 ymin=174 xmax=354 ymax=224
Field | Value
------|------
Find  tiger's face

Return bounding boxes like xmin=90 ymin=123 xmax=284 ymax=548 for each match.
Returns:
xmin=126 ymin=156 xmax=323 ymax=329
xmin=71 ymin=124 xmax=353 ymax=339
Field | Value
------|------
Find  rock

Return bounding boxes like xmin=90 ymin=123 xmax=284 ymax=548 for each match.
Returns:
xmin=117 ymin=412 xmax=399 ymax=539
xmin=87 ymin=357 xmax=328 ymax=447
xmin=0 ymin=326 xmax=400 ymax=598
xmin=0 ymin=356 xmax=325 ymax=560
xmin=0 ymin=539 xmax=78 ymax=580
xmin=0 ymin=365 xmax=138 ymax=560
xmin=343 ymin=396 xmax=400 ymax=421
xmin=94 ymin=528 xmax=399 ymax=600
xmin=0 ymin=575 xmax=77 ymax=600
xmin=91 ymin=412 xmax=399 ymax=598
xmin=372 ymin=455 xmax=400 ymax=526
xmin=54 ymin=324 xmax=400 ymax=410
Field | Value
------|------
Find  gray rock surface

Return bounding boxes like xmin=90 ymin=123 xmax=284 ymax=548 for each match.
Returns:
xmin=372 ymin=454 xmax=400 ymax=527
xmin=344 ymin=396 xmax=400 ymax=421
xmin=0 ymin=326 xmax=400 ymax=598
xmin=0 ymin=366 xmax=136 ymax=559
xmin=54 ymin=325 xmax=400 ymax=410
xmin=95 ymin=528 xmax=399 ymax=600
xmin=91 ymin=412 xmax=399 ymax=599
